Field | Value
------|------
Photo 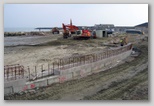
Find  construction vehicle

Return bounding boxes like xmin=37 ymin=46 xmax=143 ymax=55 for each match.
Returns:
xmin=62 ymin=19 xmax=96 ymax=40
xmin=73 ymin=28 xmax=97 ymax=40
xmin=51 ymin=27 xmax=59 ymax=34
xmin=62 ymin=19 xmax=79 ymax=38
xmin=83 ymin=29 xmax=96 ymax=38
xmin=73 ymin=29 xmax=91 ymax=40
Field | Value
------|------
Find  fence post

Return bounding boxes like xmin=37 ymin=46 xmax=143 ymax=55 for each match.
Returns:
xmin=15 ymin=66 xmax=16 ymax=80
xmin=53 ymin=62 xmax=54 ymax=75
xmin=11 ymin=67 xmax=13 ymax=77
xmin=48 ymin=64 xmax=49 ymax=75
xmin=62 ymin=60 xmax=63 ymax=69
xmin=69 ymin=58 xmax=71 ymax=68
xmin=19 ymin=66 xmax=20 ymax=79
xmin=60 ymin=59 xmax=61 ymax=69
xmin=28 ymin=66 xmax=30 ymax=80
xmin=84 ymin=56 xmax=86 ymax=64
xmin=101 ymin=54 xmax=102 ymax=60
xmin=7 ymin=68 xmax=9 ymax=81
xmin=23 ymin=66 xmax=24 ymax=78
xmin=4 ymin=67 xmax=5 ymax=78
xmin=41 ymin=65 xmax=43 ymax=78
xmin=35 ymin=66 xmax=37 ymax=80
xmin=73 ymin=57 xmax=74 ymax=67
xmin=107 ymin=50 xmax=109 ymax=58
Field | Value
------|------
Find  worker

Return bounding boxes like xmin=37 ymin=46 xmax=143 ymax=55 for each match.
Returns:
xmin=92 ymin=31 xmax=96 ymax=38
xmin=120 ymin=39 xmax=124 ymax=46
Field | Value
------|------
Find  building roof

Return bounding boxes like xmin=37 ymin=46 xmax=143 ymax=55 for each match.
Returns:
xmin=114 ymin=26 xmax=135 ymax=29
xmin=135 ymin=22 xmax=148 ymax=28
xmin=95 ymin=24 xmax=114 ymax=26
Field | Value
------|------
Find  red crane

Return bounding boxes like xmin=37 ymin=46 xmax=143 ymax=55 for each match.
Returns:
xmin=62 ymin=19 xmax=79 ymax=38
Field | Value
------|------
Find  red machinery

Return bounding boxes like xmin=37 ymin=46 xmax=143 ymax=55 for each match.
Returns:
xmin=62 ymin=19 xmax=79 ymax=38
xmin=51 ymin=27 xmax=59 ymax=34
xmin=62 ymin=19 xmax=96 ymax=39
xmin=74 ymin=28 xmax=96 ymax=40
xmin=82 ymin=29 xmax=91 ymax=37
xmin=72 ymin=29 xmax=91 ymax=40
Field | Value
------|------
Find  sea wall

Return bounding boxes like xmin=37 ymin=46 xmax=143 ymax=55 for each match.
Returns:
xmin=4 ymin=44 xmax=132 ymax=95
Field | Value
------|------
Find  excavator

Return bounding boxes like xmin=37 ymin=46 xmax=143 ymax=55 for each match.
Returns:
xmin=62 ymin=19 xmax=96 ymax=39
xmin=51 ymin=27 xmax=59 ymax=34
xmin=73 ymin=28 xmax=96 ymax=40
xmin=62 ymin=19 xmax=79 ymax=38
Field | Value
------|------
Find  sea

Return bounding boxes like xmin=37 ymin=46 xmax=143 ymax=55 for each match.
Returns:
xmin=4 ymin=27 xmax=51 ymax=32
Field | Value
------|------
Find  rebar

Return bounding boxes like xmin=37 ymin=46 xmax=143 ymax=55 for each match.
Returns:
xmin=41 ymin=65 xmax=43 ymax=78
xmin=4 ymin=44 xmax=132 ymax=81
xmin=35 ymin=66 xmax=37 ymax=80
xmin=52 ymin=44 xmax=132 ymax=71
xmin=28 ymin=66 xmax=30 ymax=80
xmin=48 ymin=64 xmax=49 ymax=75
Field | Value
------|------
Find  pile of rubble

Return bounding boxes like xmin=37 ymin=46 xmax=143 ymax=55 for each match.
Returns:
xmin=4 ymin=32 xmax=49 ymax=37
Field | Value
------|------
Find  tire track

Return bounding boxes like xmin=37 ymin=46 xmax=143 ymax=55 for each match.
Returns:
xmin=83 ymin=68 xmax=148 ymax=100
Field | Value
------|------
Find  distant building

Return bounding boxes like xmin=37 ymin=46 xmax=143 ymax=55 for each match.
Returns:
xmin=114 ymin=26 xmax=135 ymax=33
xmin=94 ymin=24 xmax=114 ymax=31
xmin=77 ymin=26 xmax=95 ymax=31
xmin=96 ymin=30 xmax=108 ymax=38
xmin=135 ymin=22 xmax=148 ymax=34
xmin=125 ymin=29 xmax=143 ymax=34
xmin=76 ymin=22 xmax=148 ymax=36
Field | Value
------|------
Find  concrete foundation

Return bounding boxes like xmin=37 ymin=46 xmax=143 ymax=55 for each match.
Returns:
xmin=4 ymin=78 xmax=26 ymax=94
xmin=60 ymin=49 xmax=131 ymax=79
xmin=4 ymin=46 xmax=132 ymax=95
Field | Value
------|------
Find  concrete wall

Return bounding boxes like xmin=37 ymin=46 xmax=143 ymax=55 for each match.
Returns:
xmin=24 ymin=75 xmax=60 ymax=90
xmin=4 ymin=78 xmax=26 ymax=95
xmin=4 ymin=48 xmax=132 ymax=95
xmin=60 ymin=50 xmax=132 ymax=79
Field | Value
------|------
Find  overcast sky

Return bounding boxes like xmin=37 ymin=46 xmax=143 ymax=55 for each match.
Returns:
xmin=4 ymin=4 xmax=148 ymax=28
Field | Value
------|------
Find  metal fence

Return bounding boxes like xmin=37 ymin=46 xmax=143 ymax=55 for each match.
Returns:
xmin=4 ymin=64 xmax=55 ymax=82
xmin=26 ymin=64 xmax=54 ymax=81
xmin=4 ymin=64 xmax=25 ymax=81
xmin=53 ymin=43 xmax=132 ymax=70
xmin=4 ymin=43 xmax=132 ymax=82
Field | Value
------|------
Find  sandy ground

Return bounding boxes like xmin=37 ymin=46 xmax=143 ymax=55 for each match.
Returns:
xmin=4 ymin=34 xmax=61 ymax=46
xmin=4 ymin=33 xmax=148 ymax=100
xmin=4 ymin=34 xmax=107 ymax=73
xmin=4 ymin=34 xmax=147 ymax=74
xmin=4 ymin=39 xmax=148 ymax=100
